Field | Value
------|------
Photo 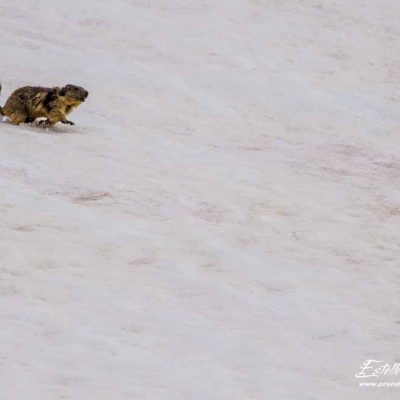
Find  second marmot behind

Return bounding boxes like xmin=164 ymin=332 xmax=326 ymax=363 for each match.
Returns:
xmin=0 ymin=84 xmax=89 ymax=127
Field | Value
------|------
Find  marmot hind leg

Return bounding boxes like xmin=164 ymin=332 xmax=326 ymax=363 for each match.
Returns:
xmin=8 ymin=111 xmax=27 ymax=125
xmin=2 ymin=97 xmax=27 ymax=125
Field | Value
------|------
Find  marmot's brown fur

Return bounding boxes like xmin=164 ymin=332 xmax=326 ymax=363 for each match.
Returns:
xmin=0 ymin=84 xmax=89 ymax=127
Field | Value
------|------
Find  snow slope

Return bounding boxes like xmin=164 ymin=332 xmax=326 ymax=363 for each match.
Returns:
xmin=0 ymin=1 xmax=399 ymax=399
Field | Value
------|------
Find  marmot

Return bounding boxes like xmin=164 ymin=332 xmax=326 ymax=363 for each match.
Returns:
xmin=0 ymin=84 xmax=89 ymax=127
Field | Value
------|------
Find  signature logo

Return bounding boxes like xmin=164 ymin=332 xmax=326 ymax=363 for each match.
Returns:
xmin=355 ymin=360 xmax=400 ymax=378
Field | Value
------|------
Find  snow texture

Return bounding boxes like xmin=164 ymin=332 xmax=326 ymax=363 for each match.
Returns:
xmin=0 ymin=1 xmax=399 ymax=399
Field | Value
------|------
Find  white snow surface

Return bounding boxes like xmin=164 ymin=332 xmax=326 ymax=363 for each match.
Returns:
xmin=1 ymin=1 xmax=400 ymax=399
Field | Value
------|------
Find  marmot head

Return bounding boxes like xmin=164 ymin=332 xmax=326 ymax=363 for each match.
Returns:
xmin=60 ymin=84 xmax=89 ymax=105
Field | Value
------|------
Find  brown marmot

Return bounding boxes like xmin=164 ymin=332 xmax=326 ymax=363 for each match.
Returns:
xmin=0 ymin=84 xmax=89 ymax=127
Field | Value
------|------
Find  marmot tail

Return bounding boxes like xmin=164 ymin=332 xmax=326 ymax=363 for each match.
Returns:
xmin=0 ymin=84 xmax=3 ymax=116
